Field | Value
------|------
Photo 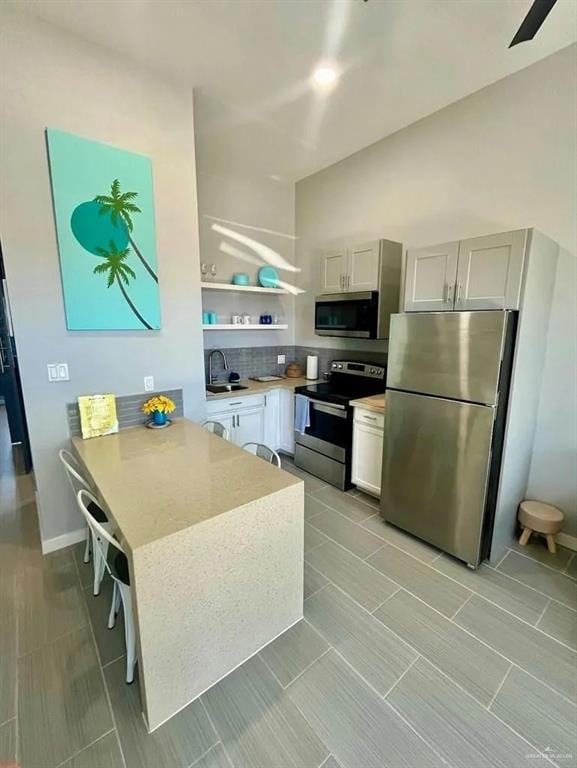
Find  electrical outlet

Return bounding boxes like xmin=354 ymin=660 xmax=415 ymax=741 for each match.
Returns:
xmin=47 ymin=363 xmax=69 ymax=382
xmin=277 ymin=354 xmax=286 ymax=364
xmin=144 ymin=376 xmax=154 ymax=392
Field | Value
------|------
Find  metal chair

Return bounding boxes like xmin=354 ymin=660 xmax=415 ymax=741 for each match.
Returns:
xmin=202 ymin=420 xmax=230 ymax=440
xmin=242 ymin=442 xmax=282 ymax=468
xmin=77 ymin=489 xmax=137 ymax=684
xmin=59 ymin=449 xmax=111 ymax=595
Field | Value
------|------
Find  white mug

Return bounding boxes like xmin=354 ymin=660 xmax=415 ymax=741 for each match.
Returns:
xmin=231 ymin=314 xmax=242 ymax=324
xmin=242 ymin=314 xmax=251 ymax=325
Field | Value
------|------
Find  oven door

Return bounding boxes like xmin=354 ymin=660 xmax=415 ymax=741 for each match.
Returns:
xmin=295 ymin=398 xmax=350 ymax=462
xmin=315 ymin=292 xmax=378 ymax=338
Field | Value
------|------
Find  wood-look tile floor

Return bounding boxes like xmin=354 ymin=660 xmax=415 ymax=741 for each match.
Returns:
xmin=2 ymin=415 xmax=576 ymax=768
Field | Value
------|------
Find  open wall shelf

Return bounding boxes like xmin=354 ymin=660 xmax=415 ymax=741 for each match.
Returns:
xmin=200 ymin=282 xmax=289 ymax=295
xmin=202 ymin=324 xmax=288 ymax=331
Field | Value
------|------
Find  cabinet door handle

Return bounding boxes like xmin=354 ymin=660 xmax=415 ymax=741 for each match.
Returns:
xmin=446 ymin=283 xmax=454 ymax=304
xmin=229 ymin=401 xmax=243 ymax=406
xmin=456 ymin=283 xmax=462 ymax=303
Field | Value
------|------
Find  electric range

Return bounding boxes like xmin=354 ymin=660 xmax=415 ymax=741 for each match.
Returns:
xmin=294 ymin=360 xmax=386 ymax=490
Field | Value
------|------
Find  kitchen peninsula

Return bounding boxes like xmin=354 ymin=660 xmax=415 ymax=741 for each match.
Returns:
xmin=73 ymin=419 xmax=304 ymax=731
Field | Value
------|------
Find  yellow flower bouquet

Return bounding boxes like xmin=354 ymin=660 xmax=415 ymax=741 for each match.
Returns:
xmin=142 ymin=395 xmax=176 ymax=427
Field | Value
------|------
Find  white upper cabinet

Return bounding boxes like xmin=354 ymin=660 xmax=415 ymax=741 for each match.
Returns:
xmin=403 ymin=230 xmax=527 ymax=312
xmin=455 ymin=230 xmax=526 ymax=310
xmin=403 ymin=242 xmax=459 ymax=311
xmin=320 ymin=250 xmax=347 ymax=293
xmin=319 ymin=241 xmax=381 ymax=294
xmin=347 ymin=241 xmax=380 ymax=291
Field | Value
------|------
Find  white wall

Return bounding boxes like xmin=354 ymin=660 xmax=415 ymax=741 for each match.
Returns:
xmin=0 ymin=11 xmax=206 ymax=546
xmin=194 ymin=92 xmax=296 ymax=351
xmin=295 ymin=45 xmax=577 ymax=535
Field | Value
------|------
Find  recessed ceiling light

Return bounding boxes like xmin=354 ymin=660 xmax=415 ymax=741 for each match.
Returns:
xmin=312 ymin=66 xmax=339 ymax=88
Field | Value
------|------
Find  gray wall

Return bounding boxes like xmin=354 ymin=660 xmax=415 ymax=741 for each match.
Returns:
xmin=0 ymin=12 xmax=206 ymax=548
xmin=194 ymin=92 xmax=296 ymax=351
xmin=295 ymin=46 xmax=577 ymax=535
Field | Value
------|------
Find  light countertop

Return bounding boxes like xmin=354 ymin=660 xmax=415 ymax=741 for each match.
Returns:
xmin=205 ymin=376 xmax=320 ymax=401
xmin=72 ymin=418 xmax=301 ymax=551
xmin=350 ymin=393 xmax=386 ymax=413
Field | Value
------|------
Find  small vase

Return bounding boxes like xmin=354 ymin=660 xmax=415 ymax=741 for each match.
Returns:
xmin=153 ymin=410 xmax=167 ymax=426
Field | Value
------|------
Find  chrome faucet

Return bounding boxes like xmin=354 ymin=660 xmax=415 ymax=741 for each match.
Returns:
xmin=208 ymin=349 xmax=228 ymax=384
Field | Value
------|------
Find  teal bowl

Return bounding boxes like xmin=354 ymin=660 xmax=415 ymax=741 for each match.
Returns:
xmin=258 ymin=266 xmax=279 ymax=288
xmin=232 ymin=273 xmax=250 ymax=286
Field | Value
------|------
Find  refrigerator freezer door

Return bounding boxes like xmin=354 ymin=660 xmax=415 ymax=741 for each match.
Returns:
xmin=381 ymin=390 xmax=495 ymax=566
xmin=387 ymin=311 xmax=508 ymax=405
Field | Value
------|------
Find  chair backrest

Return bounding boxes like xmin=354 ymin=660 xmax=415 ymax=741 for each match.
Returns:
xmin=242 ymin=442 xmax=281 ymax=468
xmin=76 ymin=489 xmax=125 ymax=570
xmin=202 ymin=420 xmax=230 ymax=440
xmin=59 ymin=448 xmax=93 ymax=495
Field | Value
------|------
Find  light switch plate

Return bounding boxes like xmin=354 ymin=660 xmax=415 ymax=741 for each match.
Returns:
xmin=144 ymin=376 xmax=154 ymax=392
xmin=47 ymin=363 xmax=69 ymax=382
xmin=277 ymin=354 xmax=286 ymax=364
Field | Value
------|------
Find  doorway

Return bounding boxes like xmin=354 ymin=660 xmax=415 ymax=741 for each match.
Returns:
xmin=0 ymin=241 xmax=32 ymax=476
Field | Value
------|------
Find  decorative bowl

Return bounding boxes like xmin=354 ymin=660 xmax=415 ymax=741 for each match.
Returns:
xmin=258 ymin=266 xmax=279 ymax=288
xmin=232 ymin=273 xmax=250 ymax=286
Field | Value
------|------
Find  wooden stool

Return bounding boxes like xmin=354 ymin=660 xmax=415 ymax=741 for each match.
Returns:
xmin=518 ymin=500 xmax=564 ymax=554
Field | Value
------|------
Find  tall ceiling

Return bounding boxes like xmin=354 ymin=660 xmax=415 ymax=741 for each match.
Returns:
xmin=8 ymin=0 xmax=577 ymax=182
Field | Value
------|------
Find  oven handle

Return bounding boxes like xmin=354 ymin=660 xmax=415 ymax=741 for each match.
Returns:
xmin=308 ymin=398 xmax=348 ymax=418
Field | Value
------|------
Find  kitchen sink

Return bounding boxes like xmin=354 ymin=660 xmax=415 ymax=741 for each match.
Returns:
xmin=206 ymin=383 xmax=248 ymax=394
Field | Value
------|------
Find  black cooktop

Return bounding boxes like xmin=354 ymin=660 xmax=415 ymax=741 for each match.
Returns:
xmin=295 ymin=360 xmax=386 ymax=407
xmin=295 ymin=382 xmax=352 ymax=406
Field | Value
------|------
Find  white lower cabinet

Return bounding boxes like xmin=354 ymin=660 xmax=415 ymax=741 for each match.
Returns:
xmin=352 ymin=408 xmax=384 ymax=497
xmin=264 ymin=389 xmax=280 ymax=450
xmin=278 ymin=388 xmax=295 ymax=454
xmin=206 ymin=394 xmax=265 ymax=447
xmin=234 ymin=405 xmax=265 ymax=446
xmin=206 ymin=389 xmax=292 ymax=451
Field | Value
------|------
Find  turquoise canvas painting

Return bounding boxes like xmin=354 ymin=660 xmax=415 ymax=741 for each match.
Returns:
xmin=46 ymin=129 xmax=160 ymax=330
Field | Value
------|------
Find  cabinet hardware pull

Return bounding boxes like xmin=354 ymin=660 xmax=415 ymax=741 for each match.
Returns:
xmin=456 ymin=283 xmax=462 ymax=302
xmin=447 ymin=283 xmax=454 ymax=303
xmin=229 ymin=401 xmax=243 ymax=406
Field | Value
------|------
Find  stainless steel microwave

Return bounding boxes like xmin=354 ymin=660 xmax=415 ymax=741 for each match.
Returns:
xmin=315 ymin=292 xmax=382 ymax=338
xmin=314 ymin=238 xmax=402 ymax=339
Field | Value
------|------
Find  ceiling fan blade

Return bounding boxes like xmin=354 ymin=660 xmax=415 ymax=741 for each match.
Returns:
xmin=509 ymin=0 xmax=558 ymax=47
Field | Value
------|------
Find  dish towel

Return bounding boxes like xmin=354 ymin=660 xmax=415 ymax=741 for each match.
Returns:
xmin=294 ymin=394 xmax=311 ymax=434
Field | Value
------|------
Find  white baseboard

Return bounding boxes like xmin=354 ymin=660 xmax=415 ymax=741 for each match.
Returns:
xmin=556 ymin=531 xmax=577 ymax=552
xmin=41 ymin=527 xmax=86 ymax=555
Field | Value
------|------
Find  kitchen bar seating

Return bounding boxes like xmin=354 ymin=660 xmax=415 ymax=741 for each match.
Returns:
xmin=242 ymin=441 xmax=282 ymax=467
xmin=59 ymin=448 xmax=111 ymax=595
xmin=77 ymin=488 xmax=137 ymax=684
xmin=202 ymin=420 xmax=230 ymax=440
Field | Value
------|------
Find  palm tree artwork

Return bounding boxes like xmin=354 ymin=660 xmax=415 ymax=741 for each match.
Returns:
xmin=93 ymin=241 xmax=153 ymax=330
xmin=47 ymin=128 xmax=160 ymax=331
xmin=94 ymin=179 xmax=158 ymax=283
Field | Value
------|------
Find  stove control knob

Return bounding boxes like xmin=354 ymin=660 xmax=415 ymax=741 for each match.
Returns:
xmin=337 ymin=363 xmax=343 ymax=369
xmin=370 ymin=368 xmax=376 ymax=374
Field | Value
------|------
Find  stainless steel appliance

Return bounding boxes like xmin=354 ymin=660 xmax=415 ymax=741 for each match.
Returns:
xmin=381 ymin=311 xmax=516 ymax=568
xmin=315 ymin=292 xmax=380 ymax=339
xmin=315 ymin=240 xmax=402 ymax=339
xmin=295 ymin=361 xmax=386 ymax=490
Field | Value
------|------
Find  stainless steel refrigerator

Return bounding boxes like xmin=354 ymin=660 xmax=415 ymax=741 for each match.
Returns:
xmin=380 ymin=311 xmax=516 ymax=568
